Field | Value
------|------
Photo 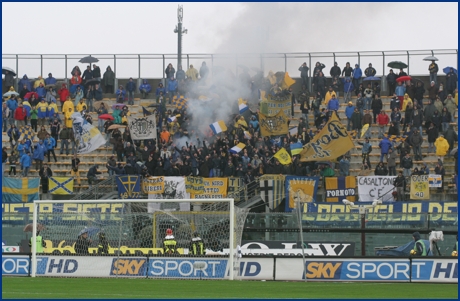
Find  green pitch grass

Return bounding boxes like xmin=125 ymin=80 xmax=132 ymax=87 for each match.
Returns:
xmin=2 ymin=278 xmax=458 ymax=299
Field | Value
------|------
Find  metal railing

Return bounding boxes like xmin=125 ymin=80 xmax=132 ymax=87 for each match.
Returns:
xmin=69 ymin=176 xmax=117 ymax=201
xmin=3 ymin=49 xmax=457 ymax=81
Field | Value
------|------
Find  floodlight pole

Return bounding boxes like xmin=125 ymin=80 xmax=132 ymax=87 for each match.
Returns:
xmin=343 ymin=199 xmax=382 ymax=256
xmin=174 ymin=5 xmax=187 ymax=69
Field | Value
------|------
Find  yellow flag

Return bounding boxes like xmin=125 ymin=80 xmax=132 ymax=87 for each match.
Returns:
xmin=273 ymin=148 xmax=292 ymax=165
xmin=300 ymin=112 xmax=355 ymax=162
xmin=280 ymin=72 xmax=296 ymax=90
xmin=267 ymin=71 xmax=276 ymax=85
xmin=410 ymin=175 xmax=430 ymax=200
xmin=360 ymin=124 xmax=370 ymax=138
xmin=258 ymin=110 xmax=289 ymax=137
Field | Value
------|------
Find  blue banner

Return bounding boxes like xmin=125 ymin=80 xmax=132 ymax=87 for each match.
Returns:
xmin=116 ymin=176 xmax=141 ymax=199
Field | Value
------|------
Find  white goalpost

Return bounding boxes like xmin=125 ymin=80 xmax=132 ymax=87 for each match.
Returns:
xmin=31 ymin=198 xmax=249 ymax=280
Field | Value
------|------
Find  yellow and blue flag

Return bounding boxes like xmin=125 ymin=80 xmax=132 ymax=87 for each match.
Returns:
xmin=49 ymin=177 xmax=74 ymax=195
xmin=238 ymin=98 xmax=248 ymax=114
xmin=210 ymin=120 xmax=227 ymax=135
xmin=116 ymin=175 xmax=141 ymax=199
xmin=285 ymin=176 xmax=319 ymax=212
xmin=2 ymin=177 xmax=40 ymax=203
xmin=290 ymin=143 xmax=303 ymax=156
xmin=172 ymin=96 xmax=188 ymax=110
xmin=18 ymin=125 xmax=35 ymax=141
xmin=324 ymin=176 xmax=357 ymax=203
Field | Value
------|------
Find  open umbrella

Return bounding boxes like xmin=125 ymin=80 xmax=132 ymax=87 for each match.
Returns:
xmin=443 ymin=67 xmax=458 ymax=75
xmin=24 ymin=92 xmax=39 ymax=99
xmin=84 ymin=79 xmax=101 ymax=87
xmin=423 ymin=56 xmax=438 ymax=61
xmin=2 ymin=67 xmax=16 ymax=76
xmin=147 ymin=103 xmax=160 ymax=108
xmin=23 ymin=223 xmax=46 ymax=233
xmin=3 ymin=91 xmax=19 ymax=97
xmin=45 ymin=84 xmax=55 ymax=89
xmin=387 ymin=61 xmax=408 ymax=69
xmin=79 ymin=55 xmax=99 ymax=64
xmin=111 ymin=103 xmax=127 ymax=109
xmin=363 ymin=76 xmax=380 ymax=81
xmin=396 ymin=75 xmax=412 ymax=82
xmin=450 ymin=147 xmax=457 ymax=156
xmin=108 ymin=124 xmax=126 ymax=130
xmin=79 ymin=227 xmax=99 ymax=237
xmin=98 ymin=114 xmax=114 ymax=120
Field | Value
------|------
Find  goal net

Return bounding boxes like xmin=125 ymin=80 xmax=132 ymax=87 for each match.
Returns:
xmin=31 ymin=199 xmax=249 ymax=280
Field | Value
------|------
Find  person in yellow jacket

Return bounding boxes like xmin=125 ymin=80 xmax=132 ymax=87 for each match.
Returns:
xmin=323 ymin=86 xmax=335 ymax=106
xmin=401 ymin=93 xmax=413 ymax=112
xmin=62 ymin=96 xmax=74 ymax=114
xmin=237 ymin=116 xmax=248 ymax=130
xmin=36 ymin=99 xmax=49 ymax=126
xmin=64 ymin=107 xmax=74 ymax=128
xmin=185 ymin=64 xmax=199 ymax=81
xmin=434 ymin=134 xmax=450 ymax=162
xmin=33 ymin=76 xmax=45 ymax=89
xmin=76 ymin=99 xmax=86 ymax=113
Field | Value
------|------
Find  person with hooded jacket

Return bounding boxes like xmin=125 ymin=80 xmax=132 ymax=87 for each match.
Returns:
xmin=18 ymin=75 xmax=32 ymax=91
xmin=33 ymin=140 xmax=47 ymax=171
xmin=102 ymin=66 xmax=115 ymax=93
xmin=434 ymin=135 xmax=450 ymax=161
xmin=87 ymin=164 xmax=102 ymax=188
xmin=139 ymin=79 xmax=152 ymax=99
xmin=364 ymin=63 xmax=376 ymax=77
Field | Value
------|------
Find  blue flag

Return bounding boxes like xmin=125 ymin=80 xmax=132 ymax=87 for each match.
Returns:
xmin=2 ymin=177 xmax=40 ymax=203
xmin=116 ymin=175 xmax=141 ymax=199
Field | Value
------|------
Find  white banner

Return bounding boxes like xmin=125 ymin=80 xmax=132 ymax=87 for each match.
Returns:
xmin=72 ymin=113 xmax=106 ymax=154
xmin=128 ymin=114 xmax=157 ymax=141
xmin=147 ymin=177 xmax=190 ymax=212
xmin=357 ymin=176 xmax=396 ymax=202
xmin=428 ymin=174 xmax=442 ymax=188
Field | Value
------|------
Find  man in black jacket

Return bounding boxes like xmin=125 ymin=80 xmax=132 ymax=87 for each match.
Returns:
xmin=386 ymin=69 xmax=397 ymax=96
xmin=87 ymin=165 xmax=101 ymax=188
xmin=330 ymin=62 xmax=341 ymax=78
xmin=298 ymin=62 xmax=309 ymax=88
xmin=393 ymin=172 xmax=406 ymax=201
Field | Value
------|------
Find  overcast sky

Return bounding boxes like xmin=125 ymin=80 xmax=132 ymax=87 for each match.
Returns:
xmin=2 ymin=2 xmax=458 ymax=78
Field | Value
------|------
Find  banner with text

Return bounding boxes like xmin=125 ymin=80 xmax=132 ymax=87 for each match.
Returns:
xmin=325 ymin=176 xmax=357 ymax=203
xmin=142 ymin=177 xmax=165 ymax=194
xmin=357 ymin=176 xmax=396 ymax=202
xmin=410 ymin=175 xmax=430 ymax=200
xmin=185 ymin=177 xmax=206 ymax=195
xmin=192 ymin=178 xmax=228 ymax=199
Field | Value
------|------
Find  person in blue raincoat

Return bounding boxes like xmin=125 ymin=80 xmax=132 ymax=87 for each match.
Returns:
xmin=45 ymin=73 xmax=57 ymax=85
xmin=112 ymin=105 xmax=122 ymax=124
xmin=17 ymin=140 xmax=28 ymax=157
xmin=18 ymin=75 xmax=32 ymax=91
xmin=6 ymin=97 xmax=18 ymax=126
xmin=352 ymin=64 xmax=362 ymax=91
xmin=33 ymin=140 xmax=47 ymax=171
xmin=20 ymin=150 xmax=32 ymax=177
xmin=167 ymin=77 xmax=178 ymax=104
xmin=327 ymin=94 xmax=339 ymax=115
xmin=35 ymin=83 xmax=46 ymax=98
xmin=44 ymin=133 xmax=57 ymax=163
xmin=378 ymin=136 xmax=393 ymax=162
xmin=115 ymin=85 xmax=126 ymax=103
xmin=139 ymin=79 xmax=152 ymax=99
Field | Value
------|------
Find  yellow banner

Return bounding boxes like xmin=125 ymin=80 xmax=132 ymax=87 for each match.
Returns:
xmin=410 ymin=175 xmax=430 ymax=200
xmin=142 ymin=177 xmax=165 ymax=194
xmin=259 ymin=110 xmax=289 ymax=137
xmin=259 ymin=97 xmax=292 ymax=117
xmin=300 ymin=112 xmax=355 ymax=162
xmin=49 ymin=177 xmax=74 ymax=195
xmin=192 ymin=178 xmax=228 ymax=199
xmin=185 ymin=176 xmax=206 ymax=194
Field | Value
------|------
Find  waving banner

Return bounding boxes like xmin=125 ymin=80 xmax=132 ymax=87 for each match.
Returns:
xmin=285 ymin=176 xmax=319 ymax=212
xmin=410 ymin=175 xmax=430 ymax=200
xmin=357 ymin=176 xmax=396 ymax=202
xmin=299 ymin=112 xmax=354 ymax=162
xmin=128 ymin=114 xmax=157 ymax=140
xmin=72 ymin=112 xmax=106 ymax=154
xmin=258 ymin=110 xmax=289 ymax=137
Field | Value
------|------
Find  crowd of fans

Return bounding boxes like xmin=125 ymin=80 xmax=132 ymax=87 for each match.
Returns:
xmin=1 ymin=59 xmax=458 ymax=197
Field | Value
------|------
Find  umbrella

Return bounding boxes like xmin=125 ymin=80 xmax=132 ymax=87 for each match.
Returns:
xmin=147 ymin=103 xmax=160 ymax=108
xmin=108 ymin=124 xmax=126 ymax=130
xmin=98 ymin=114 xmax=114 ymax=120
xmin=23 ymin=223 xmax=46 ymax=233
xmin=79 ymin=55 xmax=99 ymax=64
xmin=423 ymin=56 xmax=438 ymax=61
xmin=45 ymin=84 xmax=55 ymax=89
xmin=314 ymin=161 xmax=331 ymax=167
xmin=443 ymin=67 xmax=458 ymax=75
xmin=387 ymin=61 xmax=408 ymax=69
xmin=3 ymin=91 xmax=19 ymax=97
xmin=84 ymin=79 xmax=101 ymax=87
xmin=111 ymin=103 xmax=127 ymax=109
xmin=24 ymin=92 xmax=39 ymax=99
xmin=396 ymin=76 xmax=412 ymax=82
xmin=79 ymin=227 xmax=99 ymax=237
xmin=2 ymin=67 xmax=16 ymax=76
xmin=93 ymin=100 xmax=106 ymax=108
xmin=450 ymin=147 xmax=457 ymax=156
xmin=363 ymin=76 xmax=381 ymax=81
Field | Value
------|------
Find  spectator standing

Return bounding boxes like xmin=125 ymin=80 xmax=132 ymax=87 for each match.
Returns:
xmin=434 ymin=134 xmax=449 ymax=162
xmin=175 ymin=65 xmax=185 ymax=81
xmin=362 ymin=110 xmax=373 ymax=139
xmin=356 ymin=93 xmax=365 ymax=115
xmin=352 ymin=64 xmax=362 ymax=90
xmin=165 ymin=63 xmax=176 ymax=87
xmin=445 ymin=68 xmax=457 ymax=95
xmin=102 ymin=66 xmax=115 ymax=93
xmin=440 ymin=107 xmax=452 ymax=133
xmin=71 ymin=154 xmax=81 ymax=185
xmin=342 ymin=62 xmax=353 ymax=80
xmin=39 ymin=163 xmax=52 ymax=196
xmin=298 ymin=62 xmax=309 ymax=87
xmin=185 ymin=64 xmax=199 ymax=81
xmin=401 ymin=152 xmax=413 ymax=178
xmin=44 ymin=134 xmax=57 ymax=163
xmin=395 ymin=82 xmax=406 ymax=109
xmin=379 ymin=136 xmax=392 ymax=162
xmin=364 ymin=63 xmax=376 ymax=77
xmin=386 ymin=69 xmax=397 ymax=96
xmin=427 ymin=81 xmax=438 ymax=102
xmin=14 ymin=103 xmax=27 ymax=128
xmin=426 ymin=122 xmax=439 ymax=154
xmin=444 ymin=125 xmax=458 ymax=156
xmin=393 ymin=171 xmax=406 ymax=201
xmin=444 ymin=94 xmax=457 ymax=122
xmin=92 ymin=64 xmax=101 ymax=82
xmin=167 ymin=77 xmax=178 ymax=104
xmin=363 ymin=84 xmax=373 ymax=111
xmin=374 ymin=162 xmax=388 ymax=176
xmin=345 ymin=101 xmax=355 ymax=131
xmin=357 ymin=138 xmax=372 ymax=169
xmin=330 ymin=62 xmax=341 ymax=78
xmin=376 ymin=110 xmax=389 ymax=139
xmin=20 ymin=150 xmax=32 ymax=177
xmin=434 ymin=163 xmax=445 ymax=192
xmin=428 ymin=60 xmax=439 ymax=84
xmin=409 ymin=129 xmax=423 ymax=161
xmin=33 ymin=140 xmax=47 ymax=171
xmin=339 ymin=156 xmax=350 ymax=176
xmin=81 ymin=65 xmax=93 ymax=84
xmin=343 ymin=78 xmax=354 ymax=103
xmin=371 ymin=95 xmax=382 ymax=124
xmin=125 ymin=78 xmax=136 ymax=105
xmin=199 ymin=62 xmax=209 ymax=81
xmin=387 ymin=148 xmax=397 ymax=176
xmin=8 ymin=150 xmax=18 ymax=176
xmin=390 ymin=108 xmax=402 ymax=130
xmin=115 ymin=85 xmax=126 ymax=103
xmin=59 ymin=124 xmax=73 ymax=155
